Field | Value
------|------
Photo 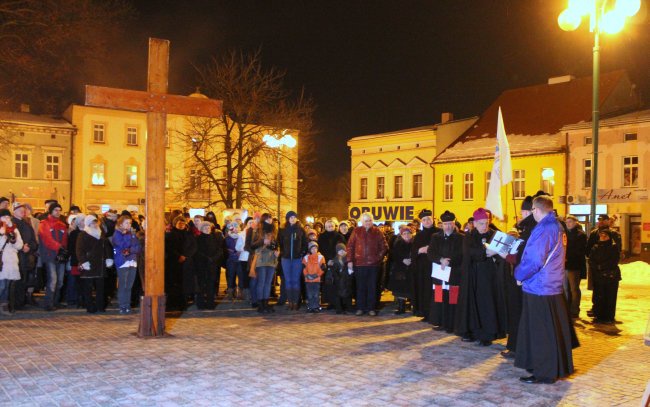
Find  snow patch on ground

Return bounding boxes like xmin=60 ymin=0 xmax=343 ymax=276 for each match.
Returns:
xmin=621 ymin=261 xmax=650 ymax=285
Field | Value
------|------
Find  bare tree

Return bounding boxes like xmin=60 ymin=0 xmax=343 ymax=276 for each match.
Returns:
xmin=0 ymin=0 xmax=135 ymax=113
xmin=172 ymin=50 xmax=315 ymax=212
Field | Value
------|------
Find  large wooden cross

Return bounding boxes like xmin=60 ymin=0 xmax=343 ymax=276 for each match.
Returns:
xmin=85 ymin=38 xmax=223 ymax=337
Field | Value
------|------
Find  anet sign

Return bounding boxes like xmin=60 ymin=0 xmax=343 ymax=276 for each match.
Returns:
xmin=597 ymin=189 xmax=648 ymax=203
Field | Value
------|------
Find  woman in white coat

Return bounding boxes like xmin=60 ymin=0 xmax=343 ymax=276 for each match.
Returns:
xmin=0 ymin=209 xmax=23 ymax=315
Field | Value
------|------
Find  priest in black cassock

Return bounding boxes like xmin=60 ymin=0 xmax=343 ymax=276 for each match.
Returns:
xmin=427 ymin=210 xmax=464 ymax=333
xmin=410 ymin=209 xmax=440 ymax=320
xmin=499 ymin=195 xmax=537 ymax=359
xmin=454 ymin=208 xmax=507 ymax=346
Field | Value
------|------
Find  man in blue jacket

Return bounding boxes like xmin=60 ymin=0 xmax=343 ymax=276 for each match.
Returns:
xmin=514 ymin=195 xmax=579 ymax=384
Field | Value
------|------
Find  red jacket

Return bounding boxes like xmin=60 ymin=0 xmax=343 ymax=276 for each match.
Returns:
xmin=38 ymin=215 xmax=68 ymax=262
xmin=346 ymin=226 xmax=388 ymax=267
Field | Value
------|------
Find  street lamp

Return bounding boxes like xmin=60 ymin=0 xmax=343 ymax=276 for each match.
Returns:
xmin=263 ymin=131 xmax=297 ymax=220
xmin=558 ymin=0 xmax=640 ymax=229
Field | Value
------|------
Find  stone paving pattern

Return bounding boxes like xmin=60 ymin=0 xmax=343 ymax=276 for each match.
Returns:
xmin=0 ymin=268 xmax=648 ymax=406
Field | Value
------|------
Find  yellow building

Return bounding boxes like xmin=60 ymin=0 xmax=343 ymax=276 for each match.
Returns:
xmin=63 ymin=93 xmax=298 ymax=219
xmin=347 ymin=114 xmax=477 ymax=224
xmin=433 ymin=71 xmax=638 ymax=230
xmin=563 ymin=109 xmax=650 ymax=259
xmin=0 ymin=108 xmax=75 ymax=211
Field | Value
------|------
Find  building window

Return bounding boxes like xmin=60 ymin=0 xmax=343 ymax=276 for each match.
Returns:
xmin=443 ymin=174 xmax=453 ymax=201
xmin=513 ymin=170 xmax=525 ymax=199
xmin=412 ymin=174 xmax=422 ymax=198
xmin=13 ymin=152 xmax=29 ymax=178
xmin=623 ymin=156 xmax=638 ymax=187
xmin=91 ymin=163 xmax=105 ymax=185
xmin=125 ymin=165 xmax=138 ymax=187
xmin=93 ymin=123 xmax=105 ymax=143
xmin=394 ymin=176 xmax=403 ymax=199
xmin=165 ymin=168 xmax=170 ymax=189
xmin=190 ymin=169 xmax=201 ymax=190
xmin=541 ymin=168 xmax=555 ymax=196
xmin=376 ymin=176 xmax=385 ymax=199
xmin=463 ymin=173 xmax=474 ymax=200
xmin=584 ymin=136 xmax=592 ymax=145
xmin=583 ymin=159 xmax=592 ymax=189
xmin=484 ymin=171 xmax=491 ymax=199
xmin=44 ymin=154 xmax=61 ymax=180
xmin=360 ymin=177 xmax=368 ymax=200
xmin=126 ymin=127 xmax=138 ymax=146
xmin=624 ymin=132 xmax=637 ymax=142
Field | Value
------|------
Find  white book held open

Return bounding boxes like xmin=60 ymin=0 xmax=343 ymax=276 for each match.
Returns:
xmin=431 ymin=262 xmax=451 ymax=282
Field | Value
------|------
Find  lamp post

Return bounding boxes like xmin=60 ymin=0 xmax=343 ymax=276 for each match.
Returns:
xmin=558 ymin=0 xmax=640 ymax=229
xmin=263 ymin=131 xmax=297 ymax=220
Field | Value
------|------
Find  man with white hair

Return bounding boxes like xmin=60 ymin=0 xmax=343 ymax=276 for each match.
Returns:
xmin=346 ymin=212 xmax=388 ymax=316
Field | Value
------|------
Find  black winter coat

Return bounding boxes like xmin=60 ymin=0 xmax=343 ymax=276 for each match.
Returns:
xmin=279 ymin=222 xmax=308 ymax=259
xmin=318 ymin=231 xmax=345 ymax=262
xmin=12 ymin=216 xmax=38 ymax=271
xmin=195 ymin=232 xmax=223 ymax=272
xmin=389 ymin=236 xmax=413 ymax=297
xmin=328 ymin=257 xmax=353 ymax=298
xmin=588 ymin=240 xmax=621 ymax=282
xmin=565 ymin=227 xmax=587 ymax=275
xmin=76 ymin=231 xmax=113 ymax=279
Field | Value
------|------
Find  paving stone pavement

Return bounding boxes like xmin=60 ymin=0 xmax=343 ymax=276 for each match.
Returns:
xmin=0 ymin=266 xmax=648 ymax=407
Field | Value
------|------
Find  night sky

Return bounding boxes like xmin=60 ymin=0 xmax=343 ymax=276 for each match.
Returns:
xmin=107 ymin=0 xmax=650 ymax=176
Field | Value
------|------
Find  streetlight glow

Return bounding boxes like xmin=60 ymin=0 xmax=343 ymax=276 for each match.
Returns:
xmin=557 ymin=0 xmax=640 ymax=230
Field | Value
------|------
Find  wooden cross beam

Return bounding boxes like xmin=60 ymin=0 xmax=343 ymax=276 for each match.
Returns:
xmin=85 ymin=38 xmax=222 ymax=337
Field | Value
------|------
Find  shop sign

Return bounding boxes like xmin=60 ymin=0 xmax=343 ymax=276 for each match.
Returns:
xmin=597 ymin=188 xmax=648 ymax=203
xmin=349 ymin=205 xmax=419 ymax=221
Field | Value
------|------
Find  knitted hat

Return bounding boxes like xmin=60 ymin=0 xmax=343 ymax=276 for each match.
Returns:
xmin=0 ymin=208 xmax=11 ymax=218
xmin=12 ymin=202 xmax=25 ymax=211
xmin=308 ymin=241 xmax=319 ymax=251
xmin=335 ymin=243 xmax=346 ymax=253
xmin=598 ymin=214 xmax=610 ymax=221
xmin=75 ymin=214 xmax=86 ymax=230
xmin=533 ymin=190 xmax=550 ymax=198
xmin=418 ymin=209 xmax=432 ymax=219
xmin=440 ymin=210 xmax=455 ymax=222
xmin=285 ymin=210 xmax=298 ymax=220
xmin=48 ymin=202 xmax=62 ymax=214
xmin=473 ymin=208 xmax=489 ymax=221
xmin=521 ymin=196 xmax=534 ymax=211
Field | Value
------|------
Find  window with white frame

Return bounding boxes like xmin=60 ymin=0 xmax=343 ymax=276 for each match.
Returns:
xmin=540 ymin=168 xmax=555 ymax=196
xmin=623 ymin=156 xmax=638 ymax=187
xmin=513 ymin=169 xmax=525 ymax=199
xmin=125 ymin=165 xmax=138 ymax=187
xmin=583 ymin=159 xmax=592 ymax=189
xmin=463 ymin=173 xmax=474 ymax=200
xmin=376 ymin=176 xmax=385 ymax=199
xmin=13 ymin=152 xmax=29 ymax=178
xmin=91 ymin=162 xmax=105 ymax=185
xmin=443 ymin=174 xmax=453 ymax=201
xmin=93 ymin=123 xmax=105 ymax=143
xmin=484 ymin=171 xmax=491 ymax=199
xmin=360 ymin=177 xmax=368 ymax=200
xmin=44 ymin=154 xmax=61 ymax=180
xmin=394 ymin=175 xmax=403 ymax=199
xmin=126 ymin=126 xmax=138 ymax=146
xmin=412 ymin=174 xmax=422 ymax=198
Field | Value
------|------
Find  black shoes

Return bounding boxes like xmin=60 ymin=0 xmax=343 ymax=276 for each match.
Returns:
xmin=477 ymin=340 xmax=492 ymax=347
xmin=461 ymin=335 xmax=475 ymax=342
xmin=432 ymin=326 xmax=445 ymax=331
xmin=519 ymin=375 xmax=556 ymax=384
xmin=500 ymin=350 xmax=515 ymax=359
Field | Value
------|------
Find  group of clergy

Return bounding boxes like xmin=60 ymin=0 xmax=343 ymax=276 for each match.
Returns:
xmin=396 ymin=192 xmax=577 ymax=384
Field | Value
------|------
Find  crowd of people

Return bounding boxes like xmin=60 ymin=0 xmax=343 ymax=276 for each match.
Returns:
xmin=0 ymin=190 xmax=625 ymax=384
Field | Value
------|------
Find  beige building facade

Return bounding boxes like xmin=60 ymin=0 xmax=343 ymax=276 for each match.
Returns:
xmin=563 ymin=109 xmax=650 ymax=258
xmin=0 ymin=110 xmax=75 ymax=212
